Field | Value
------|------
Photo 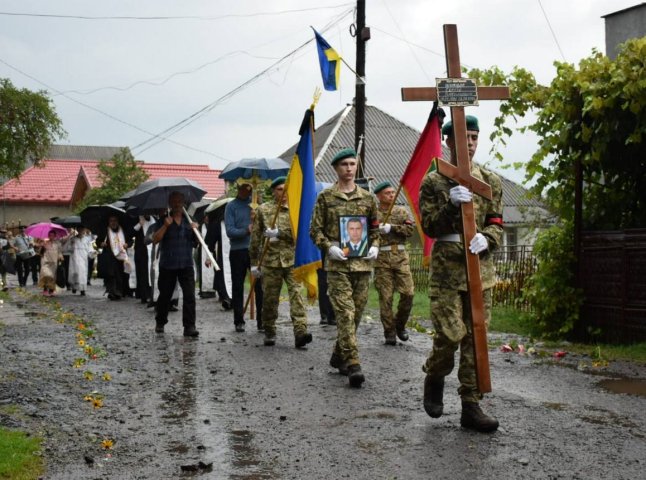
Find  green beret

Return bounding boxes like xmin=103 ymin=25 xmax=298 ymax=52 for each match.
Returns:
xmin=441 ymin=115 xmax=479 ymax=136
xmin=270 ymin=176 xmax=286 ymax=189
xmin=331 ymin=148 xmax=357 ymax=166
xmin=373 ymin=181 xmax=393 ymax=194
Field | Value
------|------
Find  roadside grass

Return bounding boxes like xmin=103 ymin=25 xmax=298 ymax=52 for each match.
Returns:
xmin=0 ymin=427 xmax=43 ymax=480
xmin=490 ymin=306 xmax=646 ymax=363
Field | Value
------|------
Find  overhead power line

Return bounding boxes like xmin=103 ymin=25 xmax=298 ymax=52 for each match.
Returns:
xmin=0 ymin=57 xmax=230 ymax=161
xmin=131 ymin=7 xmax=354 ymax=155
xmin=0 ymin=4 xmax=353 ymax=21
xmin=537 ymin=0 xmax=566 ymax=61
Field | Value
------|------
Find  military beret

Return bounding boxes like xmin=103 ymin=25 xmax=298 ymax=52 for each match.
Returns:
xmin=441 ymin=115 xmax=480 ymax=136
xmin=331 ymin=148 xmax=357 ymax=166
xmin=270 ymin=176 xmax=286 ymax=189
xmin=373 ymin=180 xmax=393 ymax=194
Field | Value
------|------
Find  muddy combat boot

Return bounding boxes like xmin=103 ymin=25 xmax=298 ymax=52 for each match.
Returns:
xmin=460 ymin=401 xmax=499 ymax=433
xmin=384 ymin=334 xmax=397 ymax=346
xmin=347 ymin=364 xmax=365 ymax=388
xmin=423 ymin=376 xmax=444 ymax=418
xmin=264 ymin=335 xmax=276 ymax=346
xmin=329 ymin=352 xmax=348 ymax=376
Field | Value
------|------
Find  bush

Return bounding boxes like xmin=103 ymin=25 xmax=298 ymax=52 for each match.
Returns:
xmin=522 ymin=222 xmax=582 ymax=338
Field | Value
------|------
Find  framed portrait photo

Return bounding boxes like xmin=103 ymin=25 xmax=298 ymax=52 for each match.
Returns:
xmin=339 ymin=215 xmax=368 ymax=258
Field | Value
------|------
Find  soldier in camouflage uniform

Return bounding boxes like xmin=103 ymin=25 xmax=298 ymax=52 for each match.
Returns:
xmin=373 ymin=180 xmax=415 ymax=345
xmin=249 ymin=176 xmax=312 ymax=348
xmin=419 ymin=115 xmax=503 ymax=432
xmin=310 ymin=148 xmax=380 ymax=388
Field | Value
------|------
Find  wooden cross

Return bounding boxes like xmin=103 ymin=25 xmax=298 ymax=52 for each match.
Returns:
xmin=401 ymin=24 xmax=510 ymax=393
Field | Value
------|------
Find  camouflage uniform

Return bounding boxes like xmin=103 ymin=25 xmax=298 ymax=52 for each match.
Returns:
xmin=250 ymin=201 xmax=307 ymax=338
xmin=374 ymin=205 xmax=415 ymax=340
xmin=310 ymin=184 xmax=379 ymax=367
xmin=420 ymin=163 xmax=503 ymax=402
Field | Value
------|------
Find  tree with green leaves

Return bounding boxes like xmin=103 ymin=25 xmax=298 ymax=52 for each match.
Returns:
xmin=74 ymin=148 xmax=149 ymax=213
xmin=468 ymin=37 xmax=646 ymax=338
xmin=0 ymin=78 xmax=66 ymax=179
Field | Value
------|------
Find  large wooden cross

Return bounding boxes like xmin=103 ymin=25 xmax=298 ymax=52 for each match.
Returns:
xmin=401 ymin=24 xmax=509 ymax=393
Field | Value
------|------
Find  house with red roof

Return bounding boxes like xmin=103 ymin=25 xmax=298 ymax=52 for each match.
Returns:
xmin=0 ymin=145 xmax=225 ymax=228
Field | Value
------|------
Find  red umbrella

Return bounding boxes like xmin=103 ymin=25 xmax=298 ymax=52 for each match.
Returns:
xmin=24 ymin=222 xmax=68 ymax=239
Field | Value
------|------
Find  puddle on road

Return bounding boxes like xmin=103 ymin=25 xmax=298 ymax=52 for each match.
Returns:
xmin=598 ymin=379 xmax=646 ymax=397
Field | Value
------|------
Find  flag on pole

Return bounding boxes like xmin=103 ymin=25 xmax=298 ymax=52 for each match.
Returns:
xmin=312 ymin=28 xmax=341 ymax=91
xmin=400 ymin=103 xmax=444 ymax=266
xmin=286 ymin=107 xmax=322 ymax=300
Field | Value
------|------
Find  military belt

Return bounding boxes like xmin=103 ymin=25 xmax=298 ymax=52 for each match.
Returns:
xmin=436 ymin=233 xmax=461 ymax=242
xmin=379 ymin=244 xmax=405 ymax=252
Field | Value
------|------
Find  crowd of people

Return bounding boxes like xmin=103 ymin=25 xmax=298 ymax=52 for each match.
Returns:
xmin=1 ymin=115 xmax=504 ymax=432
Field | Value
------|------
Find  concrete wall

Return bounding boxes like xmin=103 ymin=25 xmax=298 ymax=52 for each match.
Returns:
xmin=0 ymin=205 xmax=73 ymax=228
xmin=605 ymin=4 xmax=646 ymax=59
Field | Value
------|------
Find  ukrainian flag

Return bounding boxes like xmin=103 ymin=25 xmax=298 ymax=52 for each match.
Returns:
xmin=286 ymin=107 xmax=322 ymax=300
xmin=312 ymin=28 xmax=341 ymax=91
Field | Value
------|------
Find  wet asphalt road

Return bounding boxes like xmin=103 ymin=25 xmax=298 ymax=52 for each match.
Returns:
xmin=0 ymin=284 xmax=645 ymax=480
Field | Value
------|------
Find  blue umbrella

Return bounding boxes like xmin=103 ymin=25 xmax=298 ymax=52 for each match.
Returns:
xmin=218 ymin=157 xmax=290 ymax=181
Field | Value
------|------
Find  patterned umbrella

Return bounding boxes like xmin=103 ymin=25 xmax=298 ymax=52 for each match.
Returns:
xmin=24 ymin=222 xmax=68 ymax=239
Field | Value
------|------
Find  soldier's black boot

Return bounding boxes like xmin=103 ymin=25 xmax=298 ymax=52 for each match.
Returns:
xmin=460 ymin=401 xmax=499 ymax=433
xmin=295 ymin=333 xmax=313 ymax=348
xmin=329 ymin=352 xmax=348 ymax=375
xmin=423 ymin=376 xmax=444 ymax=418
xmin=347 ymin=364 xmax=365 ymax=388
xmin=396 ymin=328 xmax=409 ymax=342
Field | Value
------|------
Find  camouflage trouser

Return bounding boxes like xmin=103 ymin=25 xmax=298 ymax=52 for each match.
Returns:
xmin=327 ymin=271 xmax=371 ymax=367
xmin=261 ymin=266 xmax=307 ymax=338
xmin=373 ymin=266 xmax=414 ymax=338
xmin=423 ymin=288 xmax=492 ymax=403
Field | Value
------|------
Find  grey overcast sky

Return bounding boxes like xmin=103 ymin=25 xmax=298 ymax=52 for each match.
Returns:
xmin=0 ymin=0 xmax=637 ymax=184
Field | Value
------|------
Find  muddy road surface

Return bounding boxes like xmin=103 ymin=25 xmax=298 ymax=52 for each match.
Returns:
xmin=1 ymin=285 xmax=645 ymax=479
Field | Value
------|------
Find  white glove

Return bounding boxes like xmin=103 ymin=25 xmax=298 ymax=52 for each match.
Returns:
xmin=264 ymin=228 xmax=279 ymax=238
xmin=449 ymin=186 xmax=473 ymax=206
xmin=469 ymin=233 xmax=489 ymax=254
xmin=250 ymin=266 xmax=262 ymax=278
xmin=328 ymin=245 xmax=348 ymax=261
xmin=379 ymin=223 xmax=391 ymax=234
xmin=366 ymin=246 xmax=379 ymax=260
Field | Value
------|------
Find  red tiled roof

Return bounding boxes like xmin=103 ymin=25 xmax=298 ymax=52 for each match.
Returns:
xmin=1 ymin=158 xmax=225 ymax=205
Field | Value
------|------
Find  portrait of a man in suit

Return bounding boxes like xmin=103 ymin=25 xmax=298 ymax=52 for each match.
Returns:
xmin=340 ymin=216 xmax=368 ymax=257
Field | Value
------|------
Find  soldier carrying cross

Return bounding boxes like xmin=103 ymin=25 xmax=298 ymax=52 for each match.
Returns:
xmin=419 ymin=115 xmax=503 ymax=432
xmin=403 ymin=24 xmax=508 ymax=432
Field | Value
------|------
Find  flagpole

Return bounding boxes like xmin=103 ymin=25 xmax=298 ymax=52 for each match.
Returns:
xmin=243 ymin=88 xmax=322 ymax=316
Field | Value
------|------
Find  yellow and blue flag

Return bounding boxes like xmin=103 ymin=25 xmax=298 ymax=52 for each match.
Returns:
xmin=312 ymin=28 xmax=341 ymax=91
xmin=286 ymin=107 xmax=321 ymax=300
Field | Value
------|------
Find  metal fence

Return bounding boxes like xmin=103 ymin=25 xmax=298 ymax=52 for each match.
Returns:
xmin=408 ymin=245 xmax=536 ymax=310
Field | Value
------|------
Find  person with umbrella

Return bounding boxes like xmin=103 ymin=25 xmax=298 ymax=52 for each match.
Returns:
xmin=224 ymin=181 xmax=263 ymax=332
xmin=151 ymin=191 xmax=200 ymax=337
xmin=38 ymin=229 xmax=66 ymax=296
xmin=101 ymin=215 xmax=132 ymax=300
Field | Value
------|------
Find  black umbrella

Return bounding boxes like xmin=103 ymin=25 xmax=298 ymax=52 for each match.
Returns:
xmin=125 ymin=177 xmax=207 ymax=211
xmin=79 ymin=204 xmax=135 ymax=238
xmin=51 ymin=215 xmax=83 ymax=228
xmin=187 ymin=199 xmax=213 ymax=224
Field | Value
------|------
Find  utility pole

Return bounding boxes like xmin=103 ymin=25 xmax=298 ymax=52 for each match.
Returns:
xmin=354 ymin=0 xmax=369 ymax=180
